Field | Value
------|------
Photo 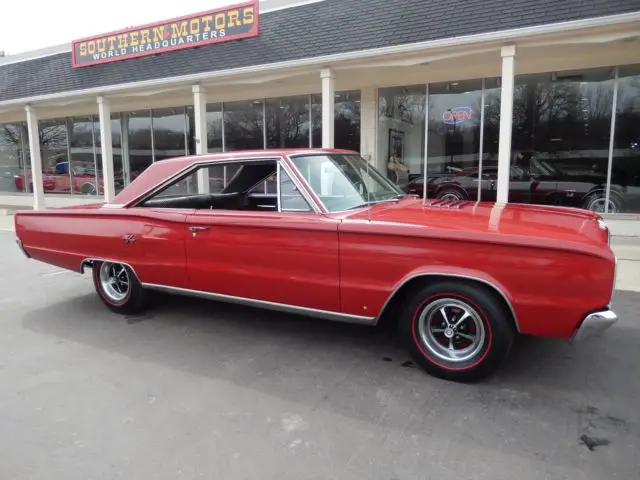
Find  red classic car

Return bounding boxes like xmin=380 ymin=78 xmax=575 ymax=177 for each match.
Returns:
xmin=14 ymin=149 xmax=618 ymax=383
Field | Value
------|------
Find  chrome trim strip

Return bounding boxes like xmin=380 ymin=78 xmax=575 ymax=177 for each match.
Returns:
xmin=376 ymin=273 xmax=521 ymax=332
xmin=276 ymin=161 xmax=282 ymax=212
xmin=573 ymin=309 xmax=618 ymax=341
xmin=611 ymin=254 xmax=618 ymax=305
xmin=142 ymin=283 xmax=377 ymax=326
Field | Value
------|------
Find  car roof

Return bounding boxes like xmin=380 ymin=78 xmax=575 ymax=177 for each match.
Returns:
xmin=110 ymin=148 xmax=357 ymax=206
xmin=157 ymin=148 xmax=357 ymax=165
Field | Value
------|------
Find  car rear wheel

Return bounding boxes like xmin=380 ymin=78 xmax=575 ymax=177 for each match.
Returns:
xmin=81 ymin=182 xmax=97 ymax=195
xmin=398 ymin=281 xmax=515 ymax=382
xmin=583 ymin=192 xmax=621 ymax=214
xmin=436 ymin=189 xmax=465 ymax=201
xmin=92 ymin=261 xmax=148 ymax=315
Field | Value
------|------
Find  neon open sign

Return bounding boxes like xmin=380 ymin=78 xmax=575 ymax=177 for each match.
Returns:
xmin=442 ymin=106 xmax=473 ymax=125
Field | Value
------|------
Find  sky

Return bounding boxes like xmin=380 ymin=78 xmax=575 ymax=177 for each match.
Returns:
xmin=1 ymin=0 xmax=246 ymax=54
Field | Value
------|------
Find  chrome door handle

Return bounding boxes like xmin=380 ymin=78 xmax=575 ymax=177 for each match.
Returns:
xmin=188 ymin=226 xmax=210 ymax=232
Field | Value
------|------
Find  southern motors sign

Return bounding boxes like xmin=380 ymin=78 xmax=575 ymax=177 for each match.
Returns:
xmin=72 ymin=1 xmax=258 ymax=68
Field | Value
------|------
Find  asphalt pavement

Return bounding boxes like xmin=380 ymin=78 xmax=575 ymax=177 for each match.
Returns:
xmin=1 ymin=231 xmax=639 ymax=479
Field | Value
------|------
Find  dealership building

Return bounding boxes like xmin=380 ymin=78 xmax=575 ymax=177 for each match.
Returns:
xmin=1 ymin=0 xmax=639 ymax=225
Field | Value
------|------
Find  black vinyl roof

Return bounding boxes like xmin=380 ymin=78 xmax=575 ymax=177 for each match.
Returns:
xmin=1 ymin=0 xmax=639 ymax=103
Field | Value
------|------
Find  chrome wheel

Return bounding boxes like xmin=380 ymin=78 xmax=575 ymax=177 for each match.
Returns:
xmin=586 ymin=196 xmax=618 ymax=214
xmin=82 ymin=182 xmax=97 ymax=195
xmin=417 ymin=298 xmax=486 ymax=363
xmin=439 ymin=192 xmax=463 ymax=201
xmin=99 ymin=262 xmax=130 ymax=303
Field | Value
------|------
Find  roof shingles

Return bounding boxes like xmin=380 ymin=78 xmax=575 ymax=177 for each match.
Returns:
xmin=1 ymin=0 xmax=639 ymax=103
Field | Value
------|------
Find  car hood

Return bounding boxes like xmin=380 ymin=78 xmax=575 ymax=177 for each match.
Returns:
xmin=338 ymin=198 xmax=611 ymax=256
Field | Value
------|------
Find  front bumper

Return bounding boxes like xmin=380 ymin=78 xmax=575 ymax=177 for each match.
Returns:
xmin=573 ymin=309 xmax=618 ymax=341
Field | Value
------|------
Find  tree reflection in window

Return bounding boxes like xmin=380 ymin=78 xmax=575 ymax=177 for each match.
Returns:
xmin=224 ymin=100 xmax=264 ymax=151
xmin=265 ymin=96 xmax=310 ymax=148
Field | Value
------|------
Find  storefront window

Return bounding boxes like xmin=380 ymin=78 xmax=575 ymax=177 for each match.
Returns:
xmin=39 ymin=118 xmax=69 ymax=194
xmin=223 ymin=100 xmax=264 ymax=151
xmin=378 ymin=85 xmax=426 ymax=187
xmin=126 ymin=111 xmax=153 ymax=182
xmin=0 ymin=123 xmax=28 ymax=193
xmin=311 ymin=94 xmax=322 ymax=148
xmin=309 ymin=91 xmax=361 ymax=150
xmin=110 ymin=117 xmax=125 ymax=192
xmin=427 ymin=80 xmax=483 ymax=201
xmin=153 ymin=107 xmax=187 ymax=161
xmin=612 ymin=65 xmax=640 ymax=214
xmin=68 ymin=116 xmax=98 ymax=195
xmin=265 ymin=95 xmax=310 ymax=148
xmin=510 ymin=68 xmax=615 ymax=210
xmin=94 ymin=116 xmax=125 ymax=193
xmin=207 ymin=103 xmax=224 ymax=152
xmin=335 ymin=90 xmax=361 ymax=152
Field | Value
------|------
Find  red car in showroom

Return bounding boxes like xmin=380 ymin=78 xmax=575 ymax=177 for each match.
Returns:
xmin=14 ymin=160 xmax=123 ymax=194
xmin=14 ymin=149 xmax=618 ymax=383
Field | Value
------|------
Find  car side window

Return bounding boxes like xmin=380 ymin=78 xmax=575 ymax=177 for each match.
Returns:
xmin=280 ymin=169 xmax=312 ymax=212
xmin=137 ymin=159 xmax=313 ymax=213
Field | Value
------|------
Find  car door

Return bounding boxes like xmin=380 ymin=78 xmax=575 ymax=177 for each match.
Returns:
xmin=184 ymin=159 xmax=341 ymax=313
xmin=94 ymin=206 xmax=193 ymax=289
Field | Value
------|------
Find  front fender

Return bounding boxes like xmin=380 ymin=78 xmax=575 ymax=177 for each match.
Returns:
xmin=382 ymin=265 xmax=520 ymax=331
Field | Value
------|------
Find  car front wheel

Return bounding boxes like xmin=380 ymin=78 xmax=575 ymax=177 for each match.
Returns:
xmin=398 ymin=281 xmax=515 ymax=382
xmin=92 ymin=261 xmax=148 ymax=315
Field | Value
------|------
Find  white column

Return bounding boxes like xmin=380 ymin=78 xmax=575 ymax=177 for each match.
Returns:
xmin=321 ymin=68 xmax=335 ymax=148
xmin=97 ymin=96 xmax=116 ymax=202
xmin=359 ymin=87 xmax=377 ymax=163
xmin=24 ymin=105 xmax=45 ymax=210
xmin=192 ymin=84 xmax=210 ymax=193
xmin=497 ymin=45 xmax=516 ymax=204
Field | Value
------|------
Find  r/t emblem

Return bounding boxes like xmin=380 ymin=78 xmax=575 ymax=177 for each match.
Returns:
xmin=123 ymin=234 xmax=136 ymax=244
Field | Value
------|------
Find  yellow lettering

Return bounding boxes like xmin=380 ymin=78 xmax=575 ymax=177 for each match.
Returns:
xmin=96 ymin=38 xmax=106 ymax=53
xmin=202 ymin=15 xmax=213 ymax=32
xmin=243 ymin=6 xmax=254 ymax=25
xmin=189 ymin=18 xmax=200 ymax=34
xmin=214 ymin=13 xmax=225 ymax=30
xmin=227 ymin=9 xmax=241 ymax=27
xmin=140 ymin=29 xmax=151 ymax=44
xmin=79 ymin=42 xmax=87 ymax=56
xmin=116 ymin=34 xmax=129 ymax=49
xmin=130 ymin=31 xmax=139 ymax=46
xmin=152 ymin=26 xmax=165 ymax=42
xmin=87 ymin=42 xmax=96 ymax=54
xmin=171 ymin=21 xmax=188 ymax=38
xmin=107 ymin=36 xmax=117 ymax=50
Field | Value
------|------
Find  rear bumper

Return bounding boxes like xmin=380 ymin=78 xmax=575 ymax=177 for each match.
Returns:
xmin=573 ymin=309 xmax=618 ymax=341
xmin=15 ymin=238 xmax=30 ymax=259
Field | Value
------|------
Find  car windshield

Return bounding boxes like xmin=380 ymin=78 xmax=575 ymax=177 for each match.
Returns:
xmin=290 ymin=153 xmax=404 ymax=212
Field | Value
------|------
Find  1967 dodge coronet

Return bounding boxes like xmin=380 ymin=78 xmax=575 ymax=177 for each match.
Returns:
xmin=14 ymin=149 xmax=618 ymax=382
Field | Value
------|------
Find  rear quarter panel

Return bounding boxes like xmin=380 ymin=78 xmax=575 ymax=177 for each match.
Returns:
xmin=15 ymin=207 xmax=191 ymax=288
xmin=338 ymin=225 xmax=616 ymax=338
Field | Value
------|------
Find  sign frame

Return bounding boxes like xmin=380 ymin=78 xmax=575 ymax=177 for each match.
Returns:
xmin=71 ymin=0 xmax=259 ymax=68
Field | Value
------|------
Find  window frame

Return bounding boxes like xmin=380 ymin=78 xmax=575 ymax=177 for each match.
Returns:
xmin=130 ymin=156 xmax=319 ymax=214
